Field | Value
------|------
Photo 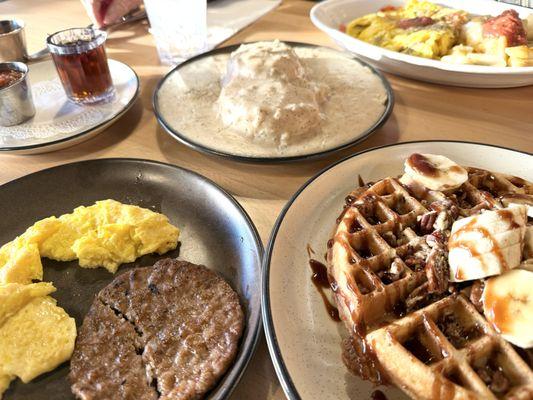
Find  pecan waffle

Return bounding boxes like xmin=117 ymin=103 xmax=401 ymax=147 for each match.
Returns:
xmin=327 ymin=154 xmax=533 ymax=400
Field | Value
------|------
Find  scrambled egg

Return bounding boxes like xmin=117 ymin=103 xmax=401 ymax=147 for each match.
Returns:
xmin=346 ymin=0 xmax=462 ymax=59
xmin=0 ymin=199 xmax=181 ymax=282
xmin=0 ymin=296 xmax=76 ymax=394
xmin=0 ymin=282 xmax=55 ymax=326
xmin=0 ymin=376 xmax=10 ymax=399
xmin=0 ymin=238 xmax=42 ymax=285
xmin=0 ymin=200 xmax=180 ymax=398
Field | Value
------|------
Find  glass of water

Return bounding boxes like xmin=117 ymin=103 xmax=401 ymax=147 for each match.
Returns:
xmin=144 ymin=0 xmax=208 ymax=65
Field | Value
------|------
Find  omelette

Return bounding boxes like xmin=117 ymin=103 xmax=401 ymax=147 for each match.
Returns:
xmin=0 ymin=200 xmax=180 ymax=398
xmin=346 ymin=0 xmax=463 ymax=59
xmin=344 ymin=0 xmax=533 ymax=66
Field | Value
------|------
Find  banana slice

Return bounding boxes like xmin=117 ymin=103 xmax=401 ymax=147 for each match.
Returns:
xmin=501 ymin=195 xmax=533 ymax=258
xmin=448 ymin=204 xmax=527 ymax=282
xmin=482 ymin=269 xmax=533 ymax=348
xmin=404 ymin=153 xmax=468 ymax=192
xmin=500 ymin=194 xmax=533 ymax=218
xmin=461 ymin=20 xmax=484 ymax=48
xmin=525 ymin=225 xmax=533 ymax=259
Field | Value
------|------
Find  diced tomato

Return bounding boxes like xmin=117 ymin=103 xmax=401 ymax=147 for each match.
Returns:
xmin=379 ymin=5 xmax=397 ymax=12
xmin=483 ymin=9 xmax=527 ymax=47
xmin=339 ymin=23 xmax=346 ymax=33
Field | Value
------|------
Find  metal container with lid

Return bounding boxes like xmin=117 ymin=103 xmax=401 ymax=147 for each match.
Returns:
xmin=0 ymin=62 xmax=35 ymax=126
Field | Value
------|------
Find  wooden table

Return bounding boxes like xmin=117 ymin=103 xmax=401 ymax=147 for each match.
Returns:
xmin=0 ymin=0 xmax=532 ymax=398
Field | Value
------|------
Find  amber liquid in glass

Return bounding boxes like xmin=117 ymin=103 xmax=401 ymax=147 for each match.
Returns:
xmin=52 ymin=44 xmax=114 ymax=103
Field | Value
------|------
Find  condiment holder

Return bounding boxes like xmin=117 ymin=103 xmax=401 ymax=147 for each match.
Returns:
xmin=0 ymin=19 xmax=49 ymax=63
xmin=0 ymin=23 xmax=117 ymax=129
xmin=0 ymin=62 xmax=35 ymax=127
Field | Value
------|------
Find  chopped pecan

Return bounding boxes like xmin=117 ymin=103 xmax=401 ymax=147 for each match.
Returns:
xmin=405 ymin=285 xmax=444 ymax=313
xmin=429 ymin=199 xmax=459 ymax=230
xmin=490 ymin=370 xmax=510 ymax=394
xmin=453 ymin=190 xmax=471 ymax=210
xmin=425 ymin=247 xmax=449 ymax=294
xmin=476 ymin=364 xmax=510 ymax=395
xmin=470 ymin=280 xmax=485 ymax=313
xmin=404 ymin=282 xmax=444 ymax=313
xmin=426 ymin=230 xmax=446 ymax=248
xmin=405 ymin=282 xmax=429 ymax=312
xmin=418 ymin=211 xmax=437 ymax=234
xmin=405 ymin=255 xmax=426 ymax=272
xmin=378 ymin=259 xmax=403 ymax=284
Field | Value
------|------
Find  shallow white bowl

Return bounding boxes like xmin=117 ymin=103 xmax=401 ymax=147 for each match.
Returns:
xmin=263 ymin=141 xmax=532 ymax=400
xmin=311 ymin=0 xmax=533 ymax=87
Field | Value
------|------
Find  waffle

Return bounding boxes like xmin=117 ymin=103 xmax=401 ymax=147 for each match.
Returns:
xmin=327 ymin=166 xmax=533 ymax=400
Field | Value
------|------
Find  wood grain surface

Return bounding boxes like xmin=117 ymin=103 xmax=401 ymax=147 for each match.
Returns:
xmin=0 ymin=0 xmax=532 ymax=399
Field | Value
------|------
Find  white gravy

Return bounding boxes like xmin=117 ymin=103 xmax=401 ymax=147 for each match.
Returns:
xmin=157 ymin=46 xmax=389 ymax=158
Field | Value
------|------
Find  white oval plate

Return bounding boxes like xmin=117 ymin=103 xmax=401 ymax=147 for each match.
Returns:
xmin=311 ymin=0 xmax=533 ymax=88
xmin=262 ymin=141 xmax=533 ymax=400
xmin=0 ymin=59 xmax=139 ymax=154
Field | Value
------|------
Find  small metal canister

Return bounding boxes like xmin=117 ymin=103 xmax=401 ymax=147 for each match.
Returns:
xmin=0 ymin=62 xmax=35 ymax=126
xmin=0 ymin=20 xmax=27 ymax=63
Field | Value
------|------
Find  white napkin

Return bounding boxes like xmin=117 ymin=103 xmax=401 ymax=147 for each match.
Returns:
xmin=207 ymin=0 xmax=281 ymax=49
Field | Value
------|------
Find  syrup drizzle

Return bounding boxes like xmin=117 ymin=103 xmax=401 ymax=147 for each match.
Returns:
xmin=309 ymin=259 xmax=340 ymax=322
xmin=408 ymin=153 xmax=439 ymax=177
xmin=308 ymin=244 xmax=340 ymax=322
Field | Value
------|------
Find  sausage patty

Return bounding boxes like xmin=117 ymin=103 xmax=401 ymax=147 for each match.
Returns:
xmin=69 ymin=259 xmax=244 ymax=400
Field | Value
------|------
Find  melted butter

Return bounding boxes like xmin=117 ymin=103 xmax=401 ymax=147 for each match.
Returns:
xmin=157 ymin=45 xmax=389 ymax=158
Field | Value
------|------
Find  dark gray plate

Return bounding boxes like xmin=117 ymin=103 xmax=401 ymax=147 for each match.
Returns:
xmin=0 ymin=158 xmax=263 ymax=400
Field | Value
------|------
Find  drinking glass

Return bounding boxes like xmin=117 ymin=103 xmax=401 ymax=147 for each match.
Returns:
xmin=47 ymin=28 xmax=115 ymax=104
xmin=144 ymin=0 xmax=208 ymax=65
